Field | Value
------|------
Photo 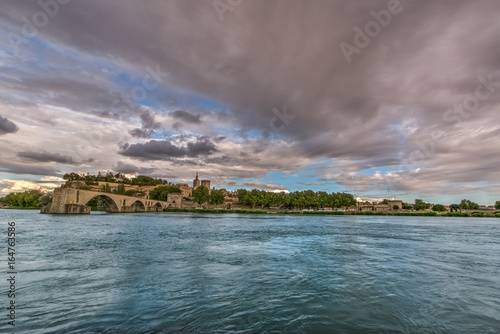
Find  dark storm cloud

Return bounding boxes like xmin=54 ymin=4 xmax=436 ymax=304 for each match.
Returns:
xmin=113 ymin=161 xmax=141 ymax=174
xmin=1 ymin=0 xmax=500 ymax=195
xmin=112 ymin=161 xmax=156 ymax=175
xmin=187 ymin=137 xmax=218 ymax=156
xmin=140 ymin=110 xmax=160 ymax=129
xmin=3 ymin=1 xmax=497 ymax=142
xmin=0 ymin=64 xmax=126 ymax=117
xmin=129 ymin=129 xmax=151 ymax=139
xmin=18 ymin=151 xmax=78 ymax=165
xmin=171 ymin=110 xmax=201 ymax=124
xmin=225 ymin=181 xmax=288 ymax=192
xmin=0 ymin=115 xmax=19 ymax=135
xmin=0 ymin=161 xmax=60 ymax=176
xmin=130 ymin=110 xmax=161 ymax=138
xmin=119 ymin=137 xmax=218 ymax=161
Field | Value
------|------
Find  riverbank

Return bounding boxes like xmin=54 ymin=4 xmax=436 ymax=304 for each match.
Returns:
xmin=0 ymin=206 xmax=40 ymax=210
xmin=163 ymin=208 xmax=500 ymax=218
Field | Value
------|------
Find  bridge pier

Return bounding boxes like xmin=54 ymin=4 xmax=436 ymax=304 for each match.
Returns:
xmin=41 ymin=203 xmax=91 ymax=214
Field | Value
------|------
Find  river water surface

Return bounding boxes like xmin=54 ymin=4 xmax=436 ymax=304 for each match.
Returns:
xmin=0 ymin=210 xmax=499 ymax=333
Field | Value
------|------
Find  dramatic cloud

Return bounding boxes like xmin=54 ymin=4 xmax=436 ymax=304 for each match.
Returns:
xmin=171 ymin=110 xmax=201 ymax=124
xmin=0 ymin=179 xmax=62 ymax=195
xmin=225 ymin=181 xmax=289 ymax=192
xmin=0 ymin=115 xmax=19 ymax=135
xmin=120 ymin=137 xmax=219 ymax=160
xmin=129 ymin=110 xmax=161 ymax=138
xmin=112 ymin=161 xmax=156 ymax=175
xmin=0 ymin=161 xmax=61 ymax=177
xmin=18 ymin=151 xmax=78 ymax=165
xmin=1 ymin=0 xmax=499 ymax=202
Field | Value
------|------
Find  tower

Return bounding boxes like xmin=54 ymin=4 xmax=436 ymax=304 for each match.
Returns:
xmin=201 ymin=180 xmax=211 ymax=190
xmin=193 ymin=172 xmax=200 ymax=189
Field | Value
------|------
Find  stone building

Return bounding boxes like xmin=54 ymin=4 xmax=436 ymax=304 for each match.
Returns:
xmin=387 ymin=200 xmax=403 ymax=210
xmin=176 ymin=184 xmax=192 ymax=197
xmin=192 ymin=172 xmax=211 ymax=193
xmin=201 ymin=180 xmax=211 ymax=190
xmin=193 ymin=172 xmax=201 ymax=190
xmin=373 ymin=204 xmax=390 ymax=212
xmin=166 ymin=193 xmax=183 ymax=208
xmin=358 ymin=200 xmax=404 ymax=212
xmin=358 ymin=201 xmax=374 ymax=212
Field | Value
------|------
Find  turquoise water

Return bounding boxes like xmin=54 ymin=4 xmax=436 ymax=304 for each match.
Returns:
xmin=0 ymin=210 xmax=499 ymax=333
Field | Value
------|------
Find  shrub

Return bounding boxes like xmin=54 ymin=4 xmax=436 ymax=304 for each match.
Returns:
xmin=432 ymin=204 xmax=446 ymax=212
xmin=124 ymin=190 xmax=144 ymax=197
xmin=442 ymin=212 xmax=470 ymax=217
xmin=149 ymin=186 xmax=181 ymax=201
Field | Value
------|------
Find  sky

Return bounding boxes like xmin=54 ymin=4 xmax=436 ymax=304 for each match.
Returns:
xmin=0 ymin=0 xmax=499 ymax=204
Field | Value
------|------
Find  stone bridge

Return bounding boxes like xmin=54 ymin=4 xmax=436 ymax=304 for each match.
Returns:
xmin=41 ymin=188 xmax=175 ymax=214
xmin=463 ymin=209 xmax=500 ymax=216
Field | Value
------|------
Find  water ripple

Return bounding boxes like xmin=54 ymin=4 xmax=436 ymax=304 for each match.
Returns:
xmin=0 ymin=210 xmax=499 ymax=333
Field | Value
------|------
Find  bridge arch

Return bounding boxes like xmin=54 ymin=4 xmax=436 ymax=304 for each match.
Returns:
xmin=154 ymin=202 xmax=163 ymax=212
xmin=131 ymin=200 xmax=146 ymax=212
xmin=84 ymin=194 xmax=120 ymax=212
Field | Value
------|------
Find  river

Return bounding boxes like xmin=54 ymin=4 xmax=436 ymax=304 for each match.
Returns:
xmin=0 ymin=210 xmax=499 ymax=333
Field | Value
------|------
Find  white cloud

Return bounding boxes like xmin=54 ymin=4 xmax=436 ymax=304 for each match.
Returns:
xmin=0 ymin=179 xmax=60 ymax=195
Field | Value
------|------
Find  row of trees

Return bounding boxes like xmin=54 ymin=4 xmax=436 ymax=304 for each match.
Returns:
xmin=0 ymin=190 xmax=52 ymax=208
xmin=458 ymin=199 xmax=479 ymax=210
xmin=63 ymin=172 xmax=167 ymax=187
xmin=143 ymin=186 xmax=225 ymax=206
xmin=192 ymin=186 xmax=225 ymax=206
xmin=236 ymin=189 xmax=356 ymax=210
xmin=425 ymin=199 xmax=480 ymax=212
xmin=96 ymin=183 xmax=145 ymax=197
xmin=447 ymin=200 xmax=480 ymax=212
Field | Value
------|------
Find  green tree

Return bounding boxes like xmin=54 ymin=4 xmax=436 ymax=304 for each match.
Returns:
xmin=39 ymin=193 xmax=53 ymax=207
xmin=495 ymin=201 xmax=500 ymax=210
xmin=459 ymin=199 xmax=479 ymax=210
xmin=402 ymin=202 xmax=412 ymax=210
xmin=450 ymin=204 xmax=461 ymax=212
xmin=63 ymin=172 xmax=84 ymax=181
xmin=149 ymin=186 xmax=181 ymax=201
xmin=337 ymin=192 xmax=356 ymax=208
xmin=193 ymin=186 xmax=210 ymax=206
xmin=0 ymin=190 xmax=52 ymax=208
xmin=269 ymin=192 xmax=288 ymax=209
xmin=113 ymin=184 xmax=126 ymax=195
xmin=210 ymin=190 xmax=225 ymax=205
xmin=231 ymin=188 xmax=356 ymax=211
xmin=246 ymin=189 xmax=261 ymax=209
xmin=101 ymin=183 xmax=112 ymax=193
xmin=124 ymin=190 xmax=144 ymax=197
xmin=237 ymin=189 xmax=248 ymax=204
xmin=432 ymin=204 xmax=446 ymax=212
xmin=393 ymin=205 xmax=400 ymax=211
xmin=316 ymin=191 xmax=330 ymax=208
xmin=414 ymin=199 xmax=430 ymax=211
xmin=131 ymin=175 xmax=165 ymax=186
